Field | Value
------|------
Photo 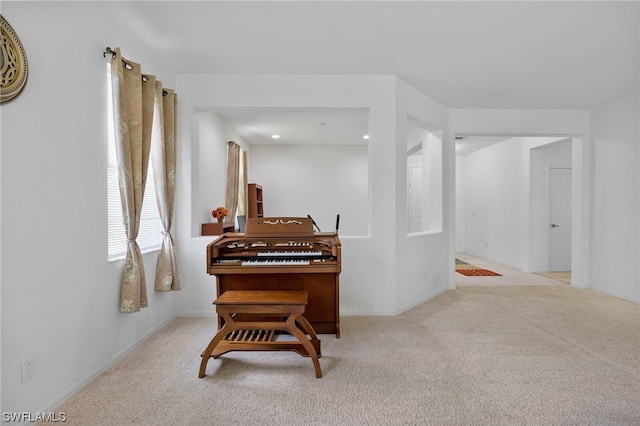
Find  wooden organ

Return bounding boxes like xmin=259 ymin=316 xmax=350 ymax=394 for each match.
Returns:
xmin=206 ymin=217 xmax=342 ymax=337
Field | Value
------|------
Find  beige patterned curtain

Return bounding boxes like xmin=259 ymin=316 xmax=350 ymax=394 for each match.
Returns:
xmin=152 ymin=85 xmax=181 ymax=292
xmin=225 ymin=141 xmax=241 ymax=222
xmin=110 ymin=48 xmax=153 ymax=313
xmin=237 ymin=148 xmax=248 ymax=216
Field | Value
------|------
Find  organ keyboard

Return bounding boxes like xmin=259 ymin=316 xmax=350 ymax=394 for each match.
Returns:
xmin=206 ymin=217 xmax=342 ymax=336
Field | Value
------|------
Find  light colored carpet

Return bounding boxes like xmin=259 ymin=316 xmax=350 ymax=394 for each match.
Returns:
xmin=55 ymin=286 xmax=640 ymax=425
xmin=535 ymin=271 xmax=572 ymax=284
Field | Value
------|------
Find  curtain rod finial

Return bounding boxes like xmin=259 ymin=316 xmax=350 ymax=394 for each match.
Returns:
xmin=103 ymin=47 xmax=116 ymax=59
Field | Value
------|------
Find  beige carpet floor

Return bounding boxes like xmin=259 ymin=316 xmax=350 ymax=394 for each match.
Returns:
xmin=54 ymin=286 xmax=639 ymax=425
xmin=534 ymin=271 xmax=572 ymax=284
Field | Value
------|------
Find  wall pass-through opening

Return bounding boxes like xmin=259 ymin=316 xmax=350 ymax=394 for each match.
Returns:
xmin=406 ymin=117 xmax=443 ymax=235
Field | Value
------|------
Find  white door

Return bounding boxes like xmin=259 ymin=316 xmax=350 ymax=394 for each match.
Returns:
xmin=549 ymin=168 xmax=572 ymax=271
xmin=408 ymin=164 xmax=423 ymax=232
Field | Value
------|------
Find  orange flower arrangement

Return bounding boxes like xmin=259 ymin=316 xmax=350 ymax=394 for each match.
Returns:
xmin=212 ymin=206 xmax=229 ymax=221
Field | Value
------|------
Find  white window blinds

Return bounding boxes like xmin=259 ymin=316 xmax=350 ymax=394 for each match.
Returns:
xmin=107 ymin=64 xmax=162 ymax=260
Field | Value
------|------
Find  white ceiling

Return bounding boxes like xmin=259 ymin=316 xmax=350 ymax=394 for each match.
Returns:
xmin=106 ymin=1 xmax=638 ymax=148
xmin=207 ymin=107 xmax=370 ymax=146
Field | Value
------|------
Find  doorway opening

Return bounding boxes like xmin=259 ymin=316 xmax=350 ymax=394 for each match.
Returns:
xmin=454 ymin=136 xmax=575 ymax=285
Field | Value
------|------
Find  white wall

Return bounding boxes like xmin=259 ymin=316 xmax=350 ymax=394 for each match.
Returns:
xmin=395 ymin=79 xmax=451 ymax=312
xmin=2 ymin=2 xmax=635 ymax=416
xmin=458 ymin=138 xmax=528 ymax=268
xmin=0 ymin=62 xmax=3 ymax=415
xmin=455 ymin=156 xmax=466 ymax=251
xmin=192 ymin=112 xmax=249 ymax=235
xmin=175 ymin=112 xmax=250 ymax=316
xmin=1 ymin=2 xmax=177 ymax=414
xmin=590 ymin=93 xmax=639 ymax=302
xmin=176 ymin=75 xmax=399 ymax=317
xmin=249 ymin=144 xmax=368 ymax=236
xmin=174 ymin=74 xmax=453 ymax=318
xmin=450 ymin=105 xmax=640 ymax=301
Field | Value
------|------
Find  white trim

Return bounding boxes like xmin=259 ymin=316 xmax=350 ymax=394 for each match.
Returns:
xmin=35 ymin=314 xmax=177 ymax=414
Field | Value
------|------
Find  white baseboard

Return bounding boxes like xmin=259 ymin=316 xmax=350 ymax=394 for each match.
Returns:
xmin=589 ymin=285 xmax=640 ymax=304
xmin=38 ymin=314 xmax=177 ymax=414
xmin=395 ymin=287 xmax=450 ymax=316
xmin=570 ymin=280 xmax=587 ymax=289
xmin=178 ymin=311 xmax=216 ymax=317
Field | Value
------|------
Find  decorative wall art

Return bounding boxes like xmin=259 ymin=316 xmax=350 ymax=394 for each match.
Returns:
xmin=1 ymin=14 xmax=29 ymax=104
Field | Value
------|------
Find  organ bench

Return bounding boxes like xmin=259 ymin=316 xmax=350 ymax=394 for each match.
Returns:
xmin=198 ymin=290 xmax=322 ymax=378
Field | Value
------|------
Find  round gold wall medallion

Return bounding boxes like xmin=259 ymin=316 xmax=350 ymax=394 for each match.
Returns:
xmin=1 ymin=14 xmax=28 ymax=104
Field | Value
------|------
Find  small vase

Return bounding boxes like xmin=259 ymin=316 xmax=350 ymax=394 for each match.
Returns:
xmin=217 ymin=217 xmax=224 ymax=224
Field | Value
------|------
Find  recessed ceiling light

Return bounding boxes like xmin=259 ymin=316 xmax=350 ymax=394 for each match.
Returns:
xmin=363 ymin=135 xmax=369 ymax=140
xmin=271 ymin=135 xmax=280 ymax=139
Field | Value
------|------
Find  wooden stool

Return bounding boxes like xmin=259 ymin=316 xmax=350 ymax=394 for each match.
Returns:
xmin=199 ymin=290 xmax=322 ymax=378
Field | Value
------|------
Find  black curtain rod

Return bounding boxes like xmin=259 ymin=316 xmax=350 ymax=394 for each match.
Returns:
xmin=103 ymin=47 xmax=116 ymax=59
xmin=103 ymin=47 xmax=169 ymax=96
xmin=103 ymin=46 xmax=133 ymax=69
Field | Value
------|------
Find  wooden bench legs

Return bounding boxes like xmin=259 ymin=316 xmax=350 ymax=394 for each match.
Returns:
xmin=199 ymin=291 xmax=322 ymax=379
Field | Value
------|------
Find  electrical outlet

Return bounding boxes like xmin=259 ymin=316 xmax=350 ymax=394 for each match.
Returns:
xmin=21 ymin=356 xmax=36 ymax=382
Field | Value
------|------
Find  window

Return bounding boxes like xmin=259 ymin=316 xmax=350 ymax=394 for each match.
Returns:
xmin=107 ymin=64 xmax=162 ymax=260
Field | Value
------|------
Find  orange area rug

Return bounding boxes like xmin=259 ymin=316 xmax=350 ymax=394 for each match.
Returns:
xmin=455 ymin=259 xmax=502 ymax=276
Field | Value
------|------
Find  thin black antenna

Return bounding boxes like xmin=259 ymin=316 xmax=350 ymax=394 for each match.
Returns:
xmin=308 ymin=215 xmax=321 ymax=232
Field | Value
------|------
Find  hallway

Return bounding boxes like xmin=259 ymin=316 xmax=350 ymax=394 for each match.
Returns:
xmin=455 ymin=253 xmax=571 ymax=287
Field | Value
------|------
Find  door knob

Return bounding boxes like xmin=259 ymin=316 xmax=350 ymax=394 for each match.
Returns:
xmin=550 ymin=224 xmax=560 ymax=228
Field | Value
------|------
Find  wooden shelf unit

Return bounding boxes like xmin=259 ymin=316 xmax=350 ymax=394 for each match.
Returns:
xmin=248 ymin=183 xmax=263 ymax=218
xmin=202 ymin=222 xmax=235 ymax=236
